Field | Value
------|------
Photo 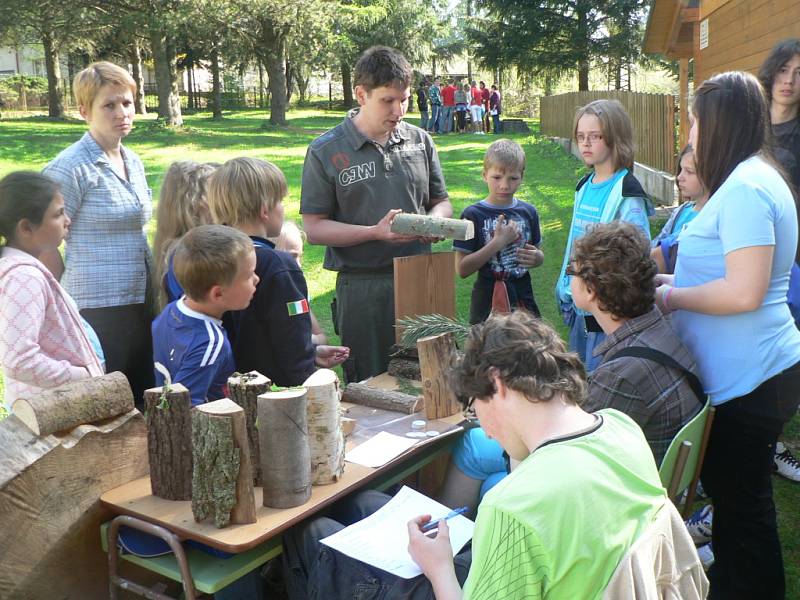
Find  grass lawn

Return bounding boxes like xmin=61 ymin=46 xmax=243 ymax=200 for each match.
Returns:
xmin=0 ymin=108 xmax=798 ymax=594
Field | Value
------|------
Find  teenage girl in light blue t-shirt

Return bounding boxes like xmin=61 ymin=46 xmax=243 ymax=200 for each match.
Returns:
xmin=655 ymin=71 xmax=800 ymax=600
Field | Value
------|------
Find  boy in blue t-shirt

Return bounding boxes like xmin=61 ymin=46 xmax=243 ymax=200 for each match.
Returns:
xmin=454 ymin=139 xmax=543 ymax=324
xmin=152 ymin=224 xmax=258 ymax=405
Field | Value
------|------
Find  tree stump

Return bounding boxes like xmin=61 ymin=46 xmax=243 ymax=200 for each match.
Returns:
xmin=192 ymin=399 xmax=256 ymax=528
xmin=11 ymin=371 xmax=133 ymax=436
xmin=390 ymin=213 xmax=474 ymax=241
xmin=257 ymin=388 xmax=311 ymax=508
xmin=227 ymin=371 xmax=272 ymax=486
xmin=302 ymin=369 xmax=345 ymax=485
xmin=417 ymin=332 xmax=461 ymax=419
xmin=341 ymin=383 xmax=422 ymax=414
xmin=144 ymin=383 xmax=193 ymax=501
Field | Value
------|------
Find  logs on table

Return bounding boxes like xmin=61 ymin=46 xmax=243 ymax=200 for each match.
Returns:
xmin=418 ymin=332 xmax=461 ymax=419
xmin=302 ymin=369 xmax=345 ymax=485
xmin=227 ymin=371 xmax=272 ymax=486
xmin=390 ymin=213 xmax=474 ymax=241
xmin=11 ymin=371 xmax=133 ymax=436
xmin=192 ymin=399 xmax=256 ymax=528
xmin=387 ymin=357 xmax=421 ymax=380
xmin=257 ymin=388 xmax=311 ymax=508
xmin=144 ymin=383 xmax=193 ymax=500
xmin=341 ymin=382 xmax=422 ymax=414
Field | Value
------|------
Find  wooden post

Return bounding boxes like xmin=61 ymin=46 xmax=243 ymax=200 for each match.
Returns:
xmin=227 ymin=371 xmax=272 ymax=486
xmin=390 ymin=213 xmax=474 ymax=241
xmin=302 ymin=369 xmax=345 ymax=485
xmin=679 ymin=57 xmax=689 ymax=152
xmin=144 ymin=383 xmax=193 ymax=501
xmin=192 ymin=399 xmax=256 ymax=528
xmin=257 ymin=388 xmax=311 ymax=508
xmin=341 ymin=383 xmax=422 ymax=414
xmin=394 ymin=253 xmax=456 ymax=344
xmin=12 ymin=371 xmax=133 ymax=436
xmin=417 ymin=332 xmax=460 ymax=419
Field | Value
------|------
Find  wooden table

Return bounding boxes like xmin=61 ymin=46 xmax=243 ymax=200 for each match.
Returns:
xmin=101 ymin=401 xmax=465 ymax=598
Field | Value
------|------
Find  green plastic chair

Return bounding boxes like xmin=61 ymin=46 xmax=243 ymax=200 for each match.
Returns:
xmin=658 ymin=398 xmax=715 ymax=517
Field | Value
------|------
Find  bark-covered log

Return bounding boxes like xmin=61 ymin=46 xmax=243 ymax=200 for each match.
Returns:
xmin=341 ymin=383 xmax=422 ymax=414
xmin=227 ymin=371 xmax=272 ymax=486
xmin=144 ymin=383 xmax=193 ymax=500
xmin=387 ymin=358 xmax=421 ymax=380
xmin=192 ymin=399 xmax=256 ymax=528
xmin=418 ymin=332 xmax=461 ymax=419
xmin=302 ymin=369 xmax=345 ymax=485
xmin=390 ymin=213 xmax=474 ymax=241
xmin=257 ymin=388 xmax=311 ymax=508
xmin=11 ymin=371 xmax=133 ymax=436
xmin=0 ymin=410 xmax=147 ymax=599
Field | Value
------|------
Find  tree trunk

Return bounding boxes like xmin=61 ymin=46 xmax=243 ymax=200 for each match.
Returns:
xmin=263 ymin=27 xmax=289 ymax=125
xmin=258 ymin=388 xmax=311 ymax=508
xmin=192 ymin=399 xmax=256 ymax=528
xmin=185 ymin=51 xmax=194 ymax=110
xmin=302 ymin=369 xmax=345 ymax=485
xmin=258 ymin=61 xmax=265 ymax=108
xmin=298 ymin=70 xmax=309 ymax=104
xmin=41 ymin=27 xmax=64 ymax=118
xmin=342 ymin=383 xmax=421 ymax=414
xmin=211 ymin=44 xmax=222 ymax=119
xmin=227 ymin=371 xmax=271 ymax=486
xmin=417 ymin=332 xmax=460 ymax=419
xmin=431 ymin=56 xmax=437 ymax=79
xmin=144 ymin=383 xmax=193 ymax=500
xmin=578 ymin=60 xmax=590 ymax=91
xmin=390 ymin=213 xmax=474 ymax=241
xmin=12 ymin=371 xmax=133 ymax=436
xmin=130 ymin=40 xmax=147 ymax=115
xmin=285 ymin=57 xmax=293 ymax=104
xmin=149 ymin=24 xmax=183 ymax=125
xmin=341 ymin=62 xmax=353 ymax=109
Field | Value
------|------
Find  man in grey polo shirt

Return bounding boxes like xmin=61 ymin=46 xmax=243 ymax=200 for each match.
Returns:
xmin=301 ymin=46 xmax=452 ymax=383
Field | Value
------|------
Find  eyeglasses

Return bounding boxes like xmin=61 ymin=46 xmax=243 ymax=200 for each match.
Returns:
xmin=576 ymin=133 xmax=603 ymax=144
xmin=565 ymin=264 xmax=580 ymax=277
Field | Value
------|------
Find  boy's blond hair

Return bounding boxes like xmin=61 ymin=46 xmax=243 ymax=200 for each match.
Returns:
xmin=208 ymin=157 xmax=287 ymax=227
xmin=73 ymin=61 xmax=136 ymax=109
xmin=483 ymin=139 xmax=526 ymax=174
xmin=173 ymin=224 xmax=253 ymax=301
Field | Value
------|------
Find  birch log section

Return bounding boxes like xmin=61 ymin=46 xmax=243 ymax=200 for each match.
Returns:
xmin=417 ymin=332 xmax=461 ymax=419
xmin=11 ymin=371 xmax=133 ymax=436
xmin=144 ymin=383 xmax=193 ymax=500
xmin=341 ymin=383 xmax=422 ymax=414
xmin=0 ymin=410 xmax=147 ymax=599
xmin=303 ymin=369 xmax=345 ymax=485
xmin=227 ymin=371 xmax=272 ymax=486
xmin=192 ymin=399 xmax=256 ymax=528
xmin=257 ymin=388 xmax=311 ymax=508
xmin=390 ymin=213 xmax=474 ymax=241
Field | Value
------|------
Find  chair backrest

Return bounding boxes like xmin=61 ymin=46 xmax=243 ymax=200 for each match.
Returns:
xmin=658 ymin=398 xmax=712 ymax=498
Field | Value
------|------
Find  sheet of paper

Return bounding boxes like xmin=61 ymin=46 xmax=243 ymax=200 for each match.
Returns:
xmin=345 ymin=430 xmax=418 ymax=468
xmin=320 ymin=485 xmax=475 ymax=579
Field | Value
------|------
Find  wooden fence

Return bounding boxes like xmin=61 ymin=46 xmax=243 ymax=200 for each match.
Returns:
xmin=540 ymin=90 xmax=676 ymax=174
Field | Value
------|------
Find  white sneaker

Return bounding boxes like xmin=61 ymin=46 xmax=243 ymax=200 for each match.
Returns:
xmin=685 ymin=504 xmax=713 ymax=545
xmin=697 ymin=543 xmax=714 ymax=571
xmin=774 ymin=442 xmax=800 ymax=482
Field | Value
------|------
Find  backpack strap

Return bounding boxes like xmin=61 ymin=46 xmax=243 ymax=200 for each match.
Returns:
xmin=609 ymin=346 xmax=705 ymax=405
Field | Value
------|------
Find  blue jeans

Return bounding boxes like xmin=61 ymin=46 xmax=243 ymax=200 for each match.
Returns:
xmin=492 ymin=113 xmax=501 ymax=133
xmin=283 ymin=490 xmax=471 ymax=599
xmin=440 ymin=105 xmax=454 ymax=133
xmin=429 ymin=104 xmax=441 ymax=132
xmin=419 ymin=110 xmax=429 ymax=132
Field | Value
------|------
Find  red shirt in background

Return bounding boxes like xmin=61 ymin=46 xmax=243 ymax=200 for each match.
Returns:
xmin=471 ymin=86 xmax=482 ymax=105
xmin=481 ymin=87 xmax=491 ymax=109
xmin=441 ymin=84 xmax=456 ymax=106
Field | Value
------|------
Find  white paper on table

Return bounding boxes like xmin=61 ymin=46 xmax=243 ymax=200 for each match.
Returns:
xmin=320 ymin=485 xmax=475 ymax=579
xmin=345 ymin=430 xmax=418 ymax=468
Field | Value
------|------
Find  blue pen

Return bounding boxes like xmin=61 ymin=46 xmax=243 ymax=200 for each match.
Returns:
xmin=421 ymin=506 xmax=469 ymax=532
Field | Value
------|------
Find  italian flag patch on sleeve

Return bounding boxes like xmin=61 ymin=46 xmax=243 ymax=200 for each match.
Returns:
xmin=287 ymin=299 xmax=310 ymax=316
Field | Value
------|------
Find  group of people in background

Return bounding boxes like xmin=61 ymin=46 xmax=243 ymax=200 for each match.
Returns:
xmin=1 ymin=38 xmax=800 ymax=600
xmin=418 ymin=76 xmax=502 ymax=135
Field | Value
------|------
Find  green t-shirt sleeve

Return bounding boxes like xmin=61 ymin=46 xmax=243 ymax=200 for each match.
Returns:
xmin=300 ymin=146 xmax=335 ymax=215
xmin=463 ymin=506 xmax=548 ymax=600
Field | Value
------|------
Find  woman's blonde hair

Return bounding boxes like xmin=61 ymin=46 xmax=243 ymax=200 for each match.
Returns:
xmin=73 ymin=61 xmax=136 ymax=109
xmin=153 ymin=161 xmax=218 ymax=309
xmin=573 ymin=99 xmax=635 ymax=171
xmin=208 ymin=157 xmax=287 ymax=227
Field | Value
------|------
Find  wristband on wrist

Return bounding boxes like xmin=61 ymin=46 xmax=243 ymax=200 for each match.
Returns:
xmin=663 ymin=286 xmax=675 ymax=311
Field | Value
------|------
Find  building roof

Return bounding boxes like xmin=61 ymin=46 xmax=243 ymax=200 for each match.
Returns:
xmin=643 ymin=0 xmax=700 ymax=59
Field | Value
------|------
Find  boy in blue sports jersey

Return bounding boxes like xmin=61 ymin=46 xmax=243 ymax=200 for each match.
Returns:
xmin=152 ymin=224 xmax=258 ymax=405
xmin=454 ymin=139 xmax=544 ymax=324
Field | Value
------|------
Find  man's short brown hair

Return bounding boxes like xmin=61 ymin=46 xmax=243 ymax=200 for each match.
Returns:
xmin=450 ymin=311 xmax=587 ymax=406
xmin=172 ymin=224 xmax=252 ymax=300
xmin=353 ymin=46 xmax=413 ymax=92
xmin=571 ymin=221 xmax=656 ymax=320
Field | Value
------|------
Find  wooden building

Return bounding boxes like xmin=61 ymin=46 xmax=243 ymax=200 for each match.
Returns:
xmin=644 ymin=0 xmax=800 ymax=147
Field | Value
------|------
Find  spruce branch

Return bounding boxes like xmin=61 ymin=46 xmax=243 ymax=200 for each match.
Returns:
xmin=396 ymin=314 xmax=470 ymax=348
